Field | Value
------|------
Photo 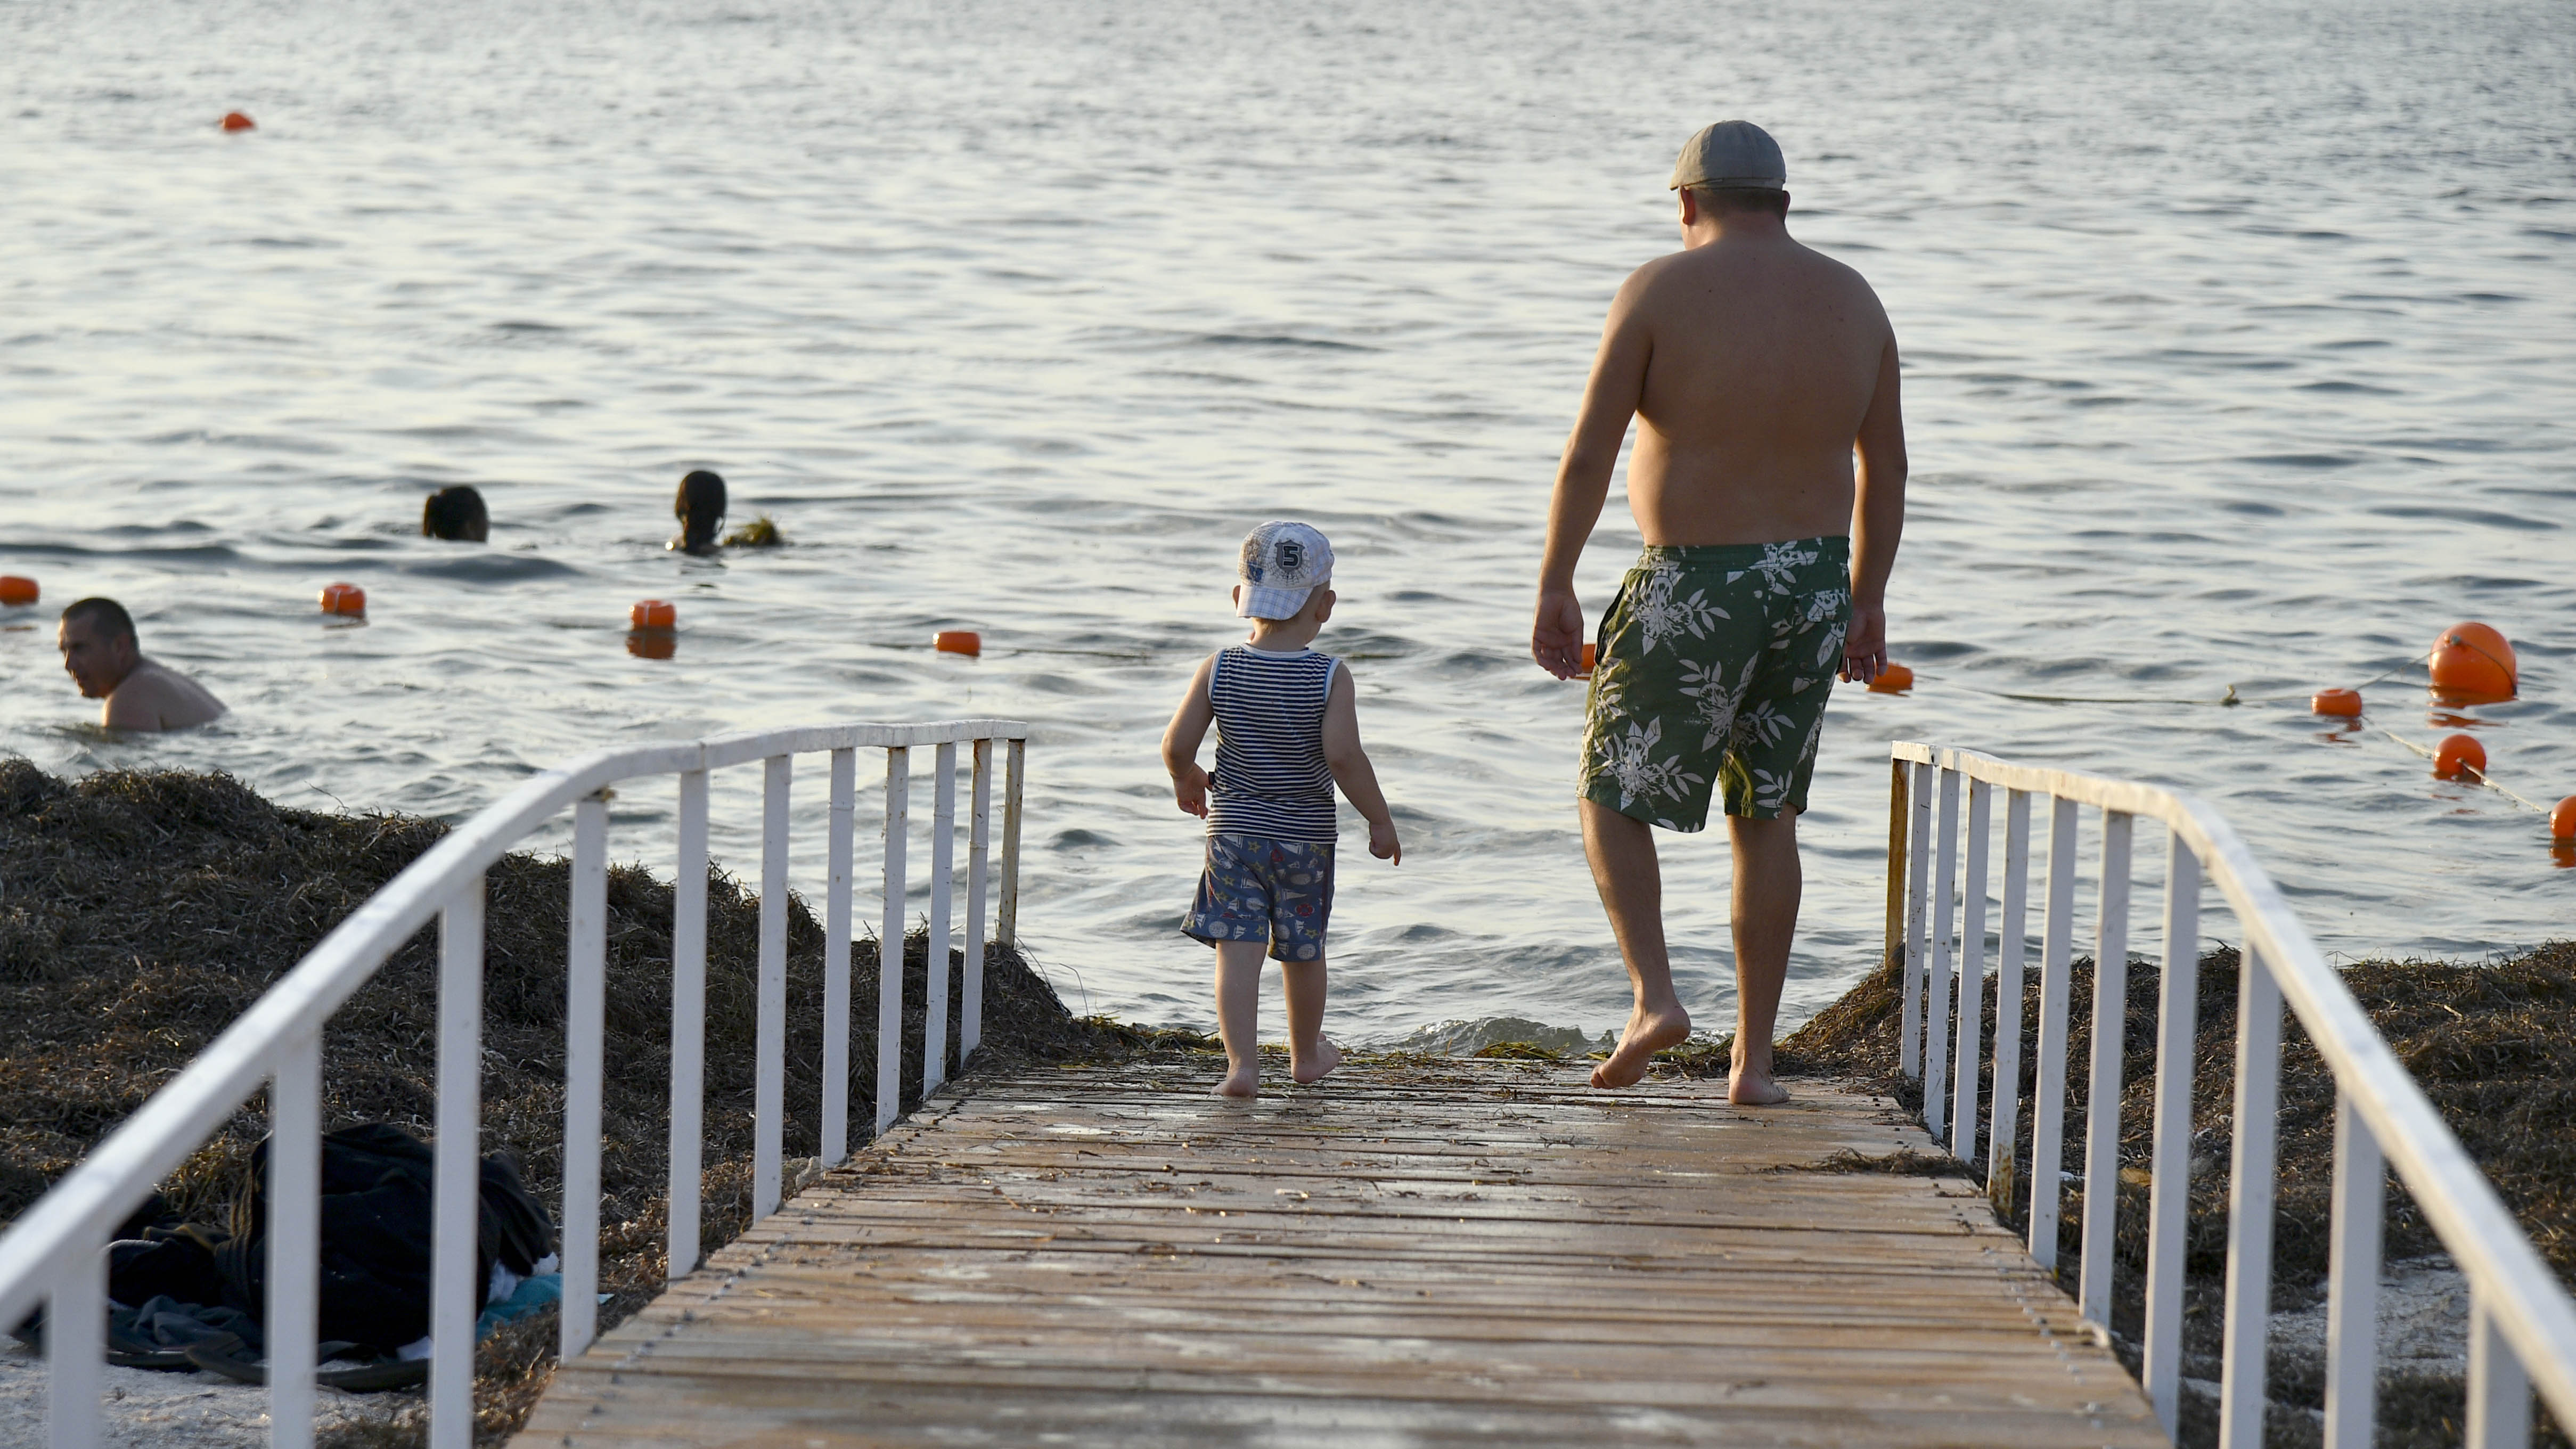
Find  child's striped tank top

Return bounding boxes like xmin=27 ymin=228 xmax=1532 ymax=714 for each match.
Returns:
xmin=1206 ymin=644 xmax=1339 ymax=845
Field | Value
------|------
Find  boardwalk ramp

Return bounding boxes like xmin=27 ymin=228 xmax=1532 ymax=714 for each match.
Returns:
xmin=522 ymin=1058 xmax=2161 ymax=1447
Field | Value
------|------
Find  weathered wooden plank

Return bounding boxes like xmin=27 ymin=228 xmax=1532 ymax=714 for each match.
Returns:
xmin=518 ymin=1062 xmax=2162 ymax=1447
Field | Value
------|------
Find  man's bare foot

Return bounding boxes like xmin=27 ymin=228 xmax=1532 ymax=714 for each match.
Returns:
xmin=1215 ymin=1063 xmax=1259 ymax=1098
xmin=1589 ymin=1006 xmax=1690 ymax=1088
xmin=1290 ymin=1036 xmax=1343 ymax=1085
xmin=1728 ymin=1069 xmax=1791 ymax=1106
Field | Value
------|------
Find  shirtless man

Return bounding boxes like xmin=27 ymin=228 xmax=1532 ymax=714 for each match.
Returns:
xmin=58 ymin=596 xmax=227 ymax=731
xmin=1532 ymin=121 xmax=1906 ymax=1103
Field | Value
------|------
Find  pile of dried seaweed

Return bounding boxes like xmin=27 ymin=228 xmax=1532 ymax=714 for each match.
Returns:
xmin=0 ymin=761 xmax=1148 ymax=1443
xmin=1776 ymin=940 xmax=2576 ymax=1448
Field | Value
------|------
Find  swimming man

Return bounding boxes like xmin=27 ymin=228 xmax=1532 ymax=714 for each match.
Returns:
xmin=1531 ymin=121 xmax=1907 ymax=1102
xmin=58 ymin=597 xmax=228 ymax=731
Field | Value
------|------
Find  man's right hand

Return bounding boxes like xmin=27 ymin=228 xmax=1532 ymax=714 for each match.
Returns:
xmin=1841 ymin=601 xmax=1888 ymax=685
xmin=1532 ymin=587 xmax=1587 ymax=680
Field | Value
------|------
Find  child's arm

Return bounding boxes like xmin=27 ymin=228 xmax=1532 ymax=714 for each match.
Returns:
xmin=1320 ymin=666 xmax=1400 ymax=864
xmin=1160 ymin=654 xmax=1219 ymax=818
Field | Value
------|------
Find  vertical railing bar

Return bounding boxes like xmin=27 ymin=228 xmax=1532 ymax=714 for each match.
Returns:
xmin=1901 ymin=759 xmax=1933 ymax=1079
xmin=2217 ymin=945 xmax=2283 ymax=1449
xmin=1925 ymin=766 xmax=1960 ymax=1141
xmin=877 ymin=747 xmax=912 ymax=1134
xmin=428 ymin=879 xmax=486 ymax=1449
xmin=822 ymin=748 xmax=857 ymax=1167
xmin=963 ymin=738 xmax=992 ymax=1060
xmin=2142 ymin=834 xmax=2202 ymax=1435
xmin=266 ymin=1029 xmax=321 ymax=1449
xmin=925 ymin=741 xmax=958 ymax=1096
xmin=2078 ymin=808 xmax=2133 ymax=1329
xmin=2324 ymin=1089 xmax=2383 ymax=1449
xmin=667 ymin=769 xmax=708 ymax=1282
xmin=2467 ymin=1297 xmax=2533 ymax=1448
xmin=1988 ymin=789 xmax=2032 ymax=1213
xmin=753 ymin=755 xmax=791 ymax=1221
xmin=45 ymin=1237 xmax=104 ymax=1449
xmin=2028 ymin=796 xmax=2079 ymax=1271
xmin=996 ymin=737 xmax=1025 ymax=951
xmin=560 ymin=792 xmax=609 ymax=1360
xmin=1884 ymin=757 xmax=1909 ymax=981
xmin=1952 ymin=777 xmax=1991 ymax=1160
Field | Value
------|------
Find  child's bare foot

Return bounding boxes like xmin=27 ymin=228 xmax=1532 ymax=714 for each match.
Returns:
xmin=1589 ymin=1005 xmax=1690 ymax=1089
xmin=1214 ymin=1063 xmax=1260 ymax=1098
xmin=1290 ymin=1035 xmax=1343 ymax=1085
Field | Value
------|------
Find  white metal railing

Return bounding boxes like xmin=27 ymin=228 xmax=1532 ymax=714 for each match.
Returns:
xmin=0 ymin=719 xmax=1029 ymax=1448
xmin=1888 ymin=741 xmax=2576 ymax=1448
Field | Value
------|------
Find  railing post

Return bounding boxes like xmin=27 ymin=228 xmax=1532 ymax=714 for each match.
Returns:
xmin=822 ymin=749 xmax=857 ymax=1167
xmin=429 ymin=878 xmax=486 ymax=1449
xmin=925 ymin=741 xmax=957 ymax=1096
xmin=2143 ymin=833 xmax=2202 ymax=1434
xmin=2324 ymin=1090 xmax=2383 ymax=1449
xmin=667 ymin=769 xmax=708 ymax=1282
xmin=267 ymin=1029 xmax=321 ymax=1449
xmin=46 ymin=1235 xmax=104 ymax=1449
xmin=1988 ymin=789 xmax=2032 ymax=1215
xmin=2029 ymin=795 xmax=2079 ymax=1270
xmin=964 ymin=738 xmax=992 ymax=1059
xmin=2218 ymin=945 xmax=2282 ymax=1449
xmin=2078 ymin=808 xmax=2132 ymax=1329
xmin=1925 ymin=765 xmax=1961 ymax=1137
xmin=1901 ymin=759 xmax=1933 ymax=1078
xmin=1884 ymin=757 xmax=1909 ymax=977
xmin=2467 ymin=1298 xmax=2532 ymax=1448
xmin=561 ymin=791 xmax=609 ymax=1359
xmin=1952 ymin=776 xmax=1991 ymax=1160
xmin=878 ymin=747 xmax=911 ymax=1134
xmin=754 ymin=756 xmax=791 ymax=1220
xmin=997 ymin=736 xmax=1025 ymax=952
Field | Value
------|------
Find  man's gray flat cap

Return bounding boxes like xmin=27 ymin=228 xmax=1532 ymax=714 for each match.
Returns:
xmin=1669 ymin=120 xmax=1787 ymax=191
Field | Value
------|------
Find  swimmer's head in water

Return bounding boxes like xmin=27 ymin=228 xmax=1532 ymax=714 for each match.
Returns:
xmin=423 ymin=485 xmax=490 ymax=542
xmin=59 ymin=596 xmax=140 ymax=699
xmin=675 ymin=469 xmax=727 ymax=552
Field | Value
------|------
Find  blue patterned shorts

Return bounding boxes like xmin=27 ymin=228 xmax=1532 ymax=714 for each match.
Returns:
xmin=1180 ymin=833 xmax=1335 ymax=962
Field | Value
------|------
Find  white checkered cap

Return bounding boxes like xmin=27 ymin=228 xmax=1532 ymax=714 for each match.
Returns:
xmin=1237 ymin=520 xmax=1334 ymax=619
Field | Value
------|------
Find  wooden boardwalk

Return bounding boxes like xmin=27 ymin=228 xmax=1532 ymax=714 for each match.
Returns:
xmin=521 ymin=1059 xmax=2164 ymax=1447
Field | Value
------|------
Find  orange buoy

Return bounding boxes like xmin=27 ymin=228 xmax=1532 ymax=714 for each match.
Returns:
xmin=318 ymin=583 xmax=365 ymax=616
xmin=0 ymin=576 xmax=37 ymax=607
xmin=1868 ymin=661 xmax=1915 ymax=694
xmin=2432 ymin=733 xmax=2486 ymax=781
xmin=2428 ymin=622 xmax=2516 ymax=702
xmin=627 ymin=632 xmax=676 ymax=660
xmin=631 ymin=600 xmax=676 ymax=631
xmin=934 ymin=630 xmax=981 ymax=657
xmin=2552 ymin=796 xmax=2576 ymax=841
xmin=1578 ymin=642 xmax=1597 ymax=677
xmin=219 ymin=111 xmax=256 ymax=132
xmin=2311 ymin=687 xmax=2363 ymax=717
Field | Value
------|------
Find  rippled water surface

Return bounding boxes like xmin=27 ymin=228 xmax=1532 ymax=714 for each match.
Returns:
xmin=4 ymin=1 xmax=2570 ymax=1045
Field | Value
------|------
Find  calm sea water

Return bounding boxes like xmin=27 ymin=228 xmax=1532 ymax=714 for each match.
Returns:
xmin=3 ymin=1 xmax=2570 ymax=1047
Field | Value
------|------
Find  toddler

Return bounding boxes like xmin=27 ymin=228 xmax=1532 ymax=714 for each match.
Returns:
xmin=1161 ymin=521 xmax=1400 ymax=1097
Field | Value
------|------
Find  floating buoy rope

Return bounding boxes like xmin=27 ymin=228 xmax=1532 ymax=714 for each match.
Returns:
xmin=2377 ymin=728 xmax=2551 ymax=815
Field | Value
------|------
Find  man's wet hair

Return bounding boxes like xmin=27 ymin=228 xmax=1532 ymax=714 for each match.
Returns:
xmin=422 ymin=485 xmax=490 ymax=541
xmin=675 ymin=470 xmax=727 ymax=549
xmin=1688 ymin=185 xmax=1791 ymax=221
xmin=62 ymin=596 xmax=137 ymax=644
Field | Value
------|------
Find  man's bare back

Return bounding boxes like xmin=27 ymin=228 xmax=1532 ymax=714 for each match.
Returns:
xmin=1536 ymin=189 xmax=1906 ymax=681
xmin=1532 ymin=121 xmax=1908 ymax=1104
xmin=103 ymin=658 xmax=227 ymax=731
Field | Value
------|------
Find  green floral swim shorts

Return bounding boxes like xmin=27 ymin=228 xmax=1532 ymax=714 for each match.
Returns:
xmin=1578 ymin=537 xmax=1852 ymax=830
